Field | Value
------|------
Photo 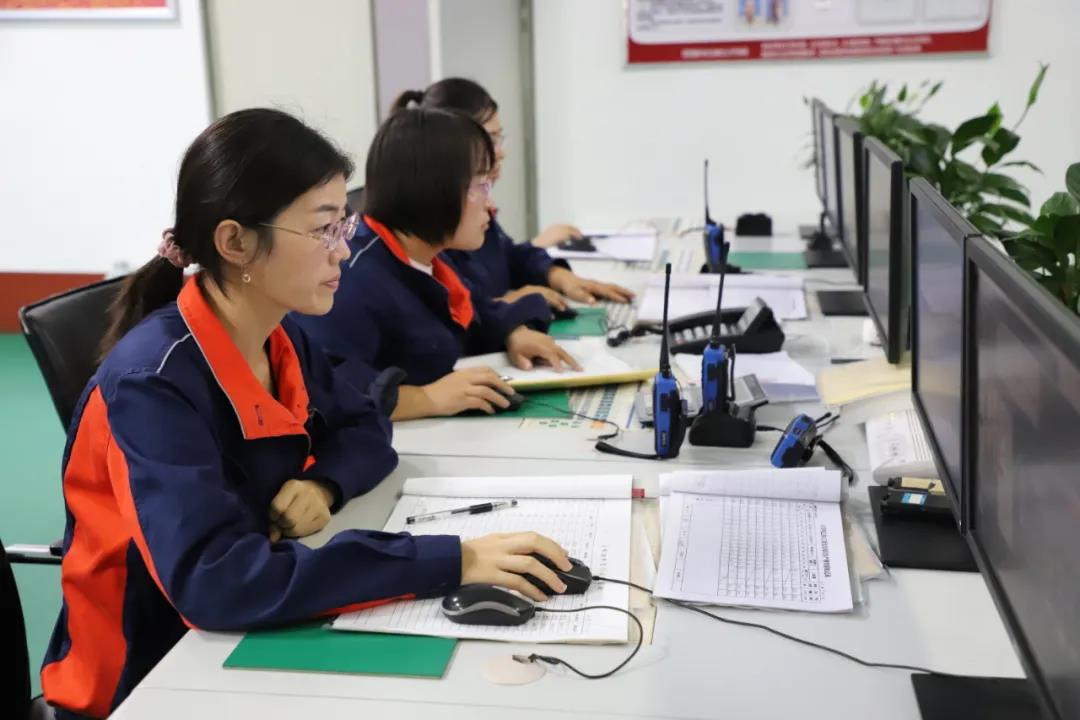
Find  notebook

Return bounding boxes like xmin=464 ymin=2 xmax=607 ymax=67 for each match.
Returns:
xmin=332 ymin=474 xmax=633 ymax=644
xmin=655 ymin=467 xmax=854 ymax=613
xmin=455 ymin=337 xmax=655 ymax=391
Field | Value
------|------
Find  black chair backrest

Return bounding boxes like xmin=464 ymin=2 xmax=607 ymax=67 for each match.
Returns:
xmin=19 ymin=277 xmax=125 ymax=431
xmin=1 ymin=538 xmax=32 ymax=720
xmin=346 ymin=186 xmax=365 ymax=214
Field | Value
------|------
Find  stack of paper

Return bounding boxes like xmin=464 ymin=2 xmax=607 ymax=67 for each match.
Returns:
xmin=332 ymin=475 xmax=633 ymax=644
xmin=636 ymin=273 xmax=807 ymax=323
xmin=816 ymin=356 xmax=912 ymax=424
xmin=456 ymin=337 xmax=655 ymax=390
xmin=674 ymin=351 xmax=818 ymax=403
xmin=547 ymin=231 xmax=657 ymax=263
xmin=654 ymin=467 xmax=853 ymax=613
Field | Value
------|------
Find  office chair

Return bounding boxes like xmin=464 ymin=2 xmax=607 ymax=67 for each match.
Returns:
xmin=3 ymin=538 xmax=59 ymax=720
xmin=19 ymin=277 xmax=125 ymax=431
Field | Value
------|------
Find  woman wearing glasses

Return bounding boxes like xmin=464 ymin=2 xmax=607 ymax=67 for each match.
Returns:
xmin=392 ymin=78 xmax=635 ymax=311
xmin=42 ymin=109 xmax=573 ymax=720
xmin=296 ymin=107 xmax=580 ymax=420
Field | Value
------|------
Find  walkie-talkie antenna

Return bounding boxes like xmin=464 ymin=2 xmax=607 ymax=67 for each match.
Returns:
xmin=709 ymin=242 xmax=728 ymax=345
xmin=660 ymin=262 xmax=673 ymax=376
xmin=704 ymin=159 xmax=713 ymax=227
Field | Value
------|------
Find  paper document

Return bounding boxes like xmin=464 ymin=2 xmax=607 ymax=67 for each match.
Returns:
xmin=817 ymin=356 xmax=911 ymax=406
xmin=865 ymin=409 xmax=936 ymax=483
xmin=637 ymin=273 xmax=807 ymax=322
xmin=654 ymin=468 xmax=853 ymax=613
xmin=456 ymin=337 xmax=654 ymax=390
xmin=674 ymin=351 xmax=819 ymax=403
xmin=333 ymin=475 xmax=633 ymax=644
xmin=547 ymin=231 xmax=657 ymax=263
xmin=521 ymin=381 xmax=642 ymax=431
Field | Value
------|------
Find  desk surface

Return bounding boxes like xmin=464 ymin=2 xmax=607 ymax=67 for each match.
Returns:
xmin=112 ymin=219 xmax=1025 ymax=719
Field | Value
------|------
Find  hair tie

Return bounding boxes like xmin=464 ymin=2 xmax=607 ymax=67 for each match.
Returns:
xmin=157 ymin=229 xmax=193 ymax=269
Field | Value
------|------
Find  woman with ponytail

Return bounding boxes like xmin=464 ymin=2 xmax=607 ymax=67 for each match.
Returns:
xmin=42 ymin=109 xmax=572 ymax=719
xmin=391 ymin=78 xmax=635 ymax=310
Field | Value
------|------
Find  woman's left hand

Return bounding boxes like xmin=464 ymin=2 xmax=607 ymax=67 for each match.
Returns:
xmin=505 ymin=327 xmax=583 ymax=372
xmin=268 ymin=479 xmax=336 ymax=542
xmin=548 ymin=267 xmax=635 ymax=304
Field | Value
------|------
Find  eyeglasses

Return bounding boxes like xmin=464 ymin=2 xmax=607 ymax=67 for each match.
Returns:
xmin=260 ymin=211 xmax=360 ymax=253
xmin=468 ymin=180 xmax=493 ymax=202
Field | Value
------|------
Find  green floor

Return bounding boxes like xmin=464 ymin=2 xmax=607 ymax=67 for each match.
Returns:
xmin=1 ymin=334 xmax=66 ymax=695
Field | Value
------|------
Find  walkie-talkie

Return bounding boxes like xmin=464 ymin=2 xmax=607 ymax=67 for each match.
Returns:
xmin=653 ymin=263 xmax=686 ymax=458
xmin=701 ymin=241 xmax=730 ymax=413
xmin=703 ymin=159 xmax=726 ymax=273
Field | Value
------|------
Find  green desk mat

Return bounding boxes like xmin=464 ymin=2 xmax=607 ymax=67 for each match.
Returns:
xmin=549 ymin=306 xmax=608 ymax=337
xmin=224 ymin=622 xmax=456 ymax=678
xmin=728 ymin=251 xmax=808 ymax=270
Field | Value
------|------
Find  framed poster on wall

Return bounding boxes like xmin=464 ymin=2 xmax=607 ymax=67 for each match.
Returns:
xmin=0 ymin=0 xmax=176 ymax=20
xmin=626 ymin=0 xmax=990 ymax=64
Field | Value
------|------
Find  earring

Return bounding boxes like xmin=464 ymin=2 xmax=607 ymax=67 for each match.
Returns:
xmin=241 ymin=266 xmax=252 ymax=284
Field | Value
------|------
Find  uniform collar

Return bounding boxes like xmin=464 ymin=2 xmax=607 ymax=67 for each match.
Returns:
xmin=177 ymin=276 xmax=310 ymax=440
xmin=363 ymin=214 xmax=475 ymax=329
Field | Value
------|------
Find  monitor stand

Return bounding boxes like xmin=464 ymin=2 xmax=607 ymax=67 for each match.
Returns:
xmin=912 ymin=675 xmax=1041 ymax=720
xmin=804 ymin=246 xmax=848 ymax=268
xmin=817 ymin=290 xmax=866 ymax=316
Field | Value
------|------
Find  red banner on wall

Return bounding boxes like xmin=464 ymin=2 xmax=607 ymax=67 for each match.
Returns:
xmin=627 ymin=0 xmax=991 ymax=65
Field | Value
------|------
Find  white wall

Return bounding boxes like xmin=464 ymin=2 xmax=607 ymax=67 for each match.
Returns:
xmin=372 ymin=0 xmax=432 ymax=121
xmin=533 ymin=0 xmax=1080 ymax=229
xmin=205 ymin=0 xmax=379 ymax=190
xmin=433 ymin=0 xmax=530 ymax=243
xmin=0 ymin=0 xmax=212 ymax=273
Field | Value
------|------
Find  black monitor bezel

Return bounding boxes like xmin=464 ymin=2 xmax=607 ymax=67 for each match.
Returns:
xmin=964 ymin=235 xmax=1080 ymax=720
xmin=861 ymin=136 xmax=906 ymax=364
xmin=908 ymin=176 xmax=978 ymax=527
xmin=834 ymin=115 xmax=865 ymax=287
xmin=812 ymin=99 xmax=826 ymax=204
xmin=820 ymin=104 xmax=841 ymax=233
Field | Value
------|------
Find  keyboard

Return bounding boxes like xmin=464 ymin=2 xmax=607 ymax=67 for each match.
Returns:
xmin=674 ymin=323 xmax=735 ymax=342
xmin=602 ymin=301 xmax=635 ymax=328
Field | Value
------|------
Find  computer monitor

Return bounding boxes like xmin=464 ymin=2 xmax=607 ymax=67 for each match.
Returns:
xmin=812 ymin=99 xmax=826 ymax=203
xmin=814 ymin=115 xmax=868 ymax=317
xmin=821 ymin=105 xmax=840 ymax=234
xmin=909 ymin=177 xmax=977 ymax=518
xmin=835 ymin=116 xmax=865 ymax=285
xmin=963 ymin=236 xmax=1080 ymax=720
xmin=862 ymin=136 xmax=909 ymax=364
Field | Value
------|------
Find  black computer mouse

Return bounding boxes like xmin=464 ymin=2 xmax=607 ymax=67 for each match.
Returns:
xmin=558 ymin=236 xmax=597 ymax=252
xmin=456 ymin=389 xmax=525 ymax=416
xmin=441 ymin=584 xmax=536 ymax=626
xmin=523 ymin=553 xmax=593 ymax=595
xmin=552 ymin=306 xmax=579 ymax=321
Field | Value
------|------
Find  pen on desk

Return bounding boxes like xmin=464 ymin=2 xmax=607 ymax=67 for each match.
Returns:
xmin=406 ymin=500 xmax=518 ymax=525
xmin=830 ymin=357 xmax=863 ymax=365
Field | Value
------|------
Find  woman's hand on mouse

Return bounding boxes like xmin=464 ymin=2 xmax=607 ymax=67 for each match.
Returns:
xmin=505 ymin=327 xmax=582 ymax=373
xmin=498 ymin=285 xmax=569 ymax=310
xmin=420 ymin=367 xmax=516 ymax=416
xmin=460 ymin=532 xmax=572 ymax=602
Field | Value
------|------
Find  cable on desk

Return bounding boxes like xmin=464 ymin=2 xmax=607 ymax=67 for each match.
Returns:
xmin=523 ymin=398 xmax=622 ymax=441
xmin=592 ymin=576 xmax=953 ymax=677
xmin=514 ymin=605 xmax=644 ymax=679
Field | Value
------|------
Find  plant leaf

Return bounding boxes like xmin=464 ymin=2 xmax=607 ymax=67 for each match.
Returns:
xmin=1027 ymin=63 xmax=1049 ymax=109
xmin=1066 ymin=163 xmax=1080 ymax=201
xmin=999 ymin=160 xmax=1043 ymax=174
xmin=968 ymin=213 xmax=1005 ymax=237
xmin=951 ymin=113 xmax=999 ymax=155
xmin=981 ymin=128 xmax=1021 ymax=167
xmin=1041 ymin=192 xmax=1080 ymax=218
xmin=978 ymin=203 xmax=1036 ymax=228
xmin=1052 ymin=214 xmax=1080 ymax=259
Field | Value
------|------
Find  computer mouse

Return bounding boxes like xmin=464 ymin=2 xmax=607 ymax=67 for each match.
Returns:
xmin=441 ymin=584 xmax=536 ymax=626
xmin=558 ymin=236 xmax=597 ymax=252
xmin=498 ymin=391 xmax=526 ymax=412
xmin=523 ymin=553 xmax=593 ymax=595
xmin=552 ymin=306 xmax=579 ymax=321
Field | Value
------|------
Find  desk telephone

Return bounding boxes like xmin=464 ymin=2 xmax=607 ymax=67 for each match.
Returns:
xmin=666 ymin=297 xmax=785 ymax=355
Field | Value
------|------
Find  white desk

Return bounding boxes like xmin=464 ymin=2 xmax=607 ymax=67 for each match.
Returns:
xmin=112 ymin=219 xmax=1025 ymax=719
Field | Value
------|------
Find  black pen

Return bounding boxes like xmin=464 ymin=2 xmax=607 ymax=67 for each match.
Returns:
xmin=406 ymin=500 xmax=518 ymax=525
